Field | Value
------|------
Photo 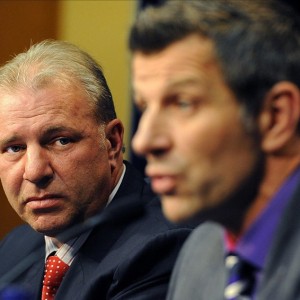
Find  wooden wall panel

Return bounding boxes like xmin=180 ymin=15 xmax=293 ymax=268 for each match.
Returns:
xmin=0 ymin=0 xmax=58 ymax=239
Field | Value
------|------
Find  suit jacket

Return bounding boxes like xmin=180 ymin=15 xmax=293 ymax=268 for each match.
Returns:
xmin=0 ymin=161 xmax=193 ymax=300
xmin=167 ymin=183 xmax=300 ymax=300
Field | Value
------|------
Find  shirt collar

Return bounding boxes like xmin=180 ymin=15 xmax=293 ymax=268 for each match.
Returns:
xmin=224 ymin=166 xmax=300 ymax=269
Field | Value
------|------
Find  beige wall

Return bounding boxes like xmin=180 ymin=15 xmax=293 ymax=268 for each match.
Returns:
xmin=58 ymin=0 xmax=135 ymax=158
xmin=0 ymin=0 xmax=136 ymax=239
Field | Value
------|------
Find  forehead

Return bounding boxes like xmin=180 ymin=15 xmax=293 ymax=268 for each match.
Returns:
xmin=132 ymin=34 xmax=219 ymax=92
xmin=0 ymin=83 xmax=96 ymax=132
xmin=0 ymin=83 xmax=90 ymax=111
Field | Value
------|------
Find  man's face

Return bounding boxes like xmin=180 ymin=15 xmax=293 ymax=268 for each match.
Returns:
xmin=132 ymin=34 xmax=261 ymax=223
xmin=0 ymin=83 xmax=113 ymax=236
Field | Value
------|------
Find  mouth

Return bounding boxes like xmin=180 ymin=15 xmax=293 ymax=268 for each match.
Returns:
xmin=150 ymin=175 xmax=177 ymax=195
xmin=25 ymin=194 xmax=64 ymax=211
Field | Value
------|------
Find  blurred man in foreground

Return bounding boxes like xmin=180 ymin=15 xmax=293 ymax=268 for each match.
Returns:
xmin=129 ymin=0 xmax=300 ymax=299
xmin=0 ymin=40 xmax=192 ymax=299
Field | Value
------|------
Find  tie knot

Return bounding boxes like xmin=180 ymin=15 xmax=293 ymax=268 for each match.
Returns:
xmin=42 ymin=255 xmax=69 ymax=300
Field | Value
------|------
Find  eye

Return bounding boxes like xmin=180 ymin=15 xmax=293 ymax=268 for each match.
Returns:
xmin=55 ymin=137 xmax=71 ymax=146
xmin=5 ymin=145 xmax=26 ymax=154
xmin=167 ymin=96 xmax=196 ymax=112
xmin=176 ymin=99 xmax=192 ymax=109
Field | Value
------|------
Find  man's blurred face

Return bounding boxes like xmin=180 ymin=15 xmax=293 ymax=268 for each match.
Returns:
xmin=132 ymin=34 xmax=261 ymax=223
xmin=0 ymin=83 xmax=113 ymax=236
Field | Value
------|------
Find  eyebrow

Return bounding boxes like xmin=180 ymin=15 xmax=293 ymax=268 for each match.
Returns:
xmin=0 ymin=135 xmax=21 ymax=147
xmin=134 ymin=77 xmax=204 ymax=101
xmin=39 ymin=126 xmax=83 ymax=143
xmin=0 ymin=126 xmax=83 ymax=147
xmin=167 ymin=77 xmax=203 ymax=90
xmin=41 ymin=126 xmax=78 ymax=136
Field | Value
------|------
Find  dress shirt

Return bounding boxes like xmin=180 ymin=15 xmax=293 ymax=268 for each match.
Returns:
xmin=224 ymin=166 xmax=300 ymax=297
xmin=44 ymin=163 xmax=126 ymax=264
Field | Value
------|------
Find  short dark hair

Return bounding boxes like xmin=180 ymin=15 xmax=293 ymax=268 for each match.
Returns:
xmin=129 ymin=0 xmax=300 ymax=120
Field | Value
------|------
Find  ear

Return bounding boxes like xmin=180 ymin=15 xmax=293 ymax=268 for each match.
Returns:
xmin=105 ymin=119 xmax=124 ymax=167
xmin=259 ymin=81 xmax=300 ymax=153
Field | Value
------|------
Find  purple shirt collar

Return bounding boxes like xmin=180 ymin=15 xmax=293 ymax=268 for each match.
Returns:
xmin=233 ymin=166 xmax=300 ymax=270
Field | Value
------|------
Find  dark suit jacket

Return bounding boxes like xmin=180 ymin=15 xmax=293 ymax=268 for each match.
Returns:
xmin=167 ymin=183 xmax=300 ymax=300
xmin=0 ymin=162 xmax=192 ymax=300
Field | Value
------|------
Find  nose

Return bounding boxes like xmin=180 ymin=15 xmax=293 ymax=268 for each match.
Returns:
xmin=23 ymin=146 xmax=54 ymax=188
xmin=132 ymin=109 xmax=171 ymax=158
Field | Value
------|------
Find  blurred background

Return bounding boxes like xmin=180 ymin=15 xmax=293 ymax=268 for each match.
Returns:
xmin=0 ymin=0 xmax=299 ymax=239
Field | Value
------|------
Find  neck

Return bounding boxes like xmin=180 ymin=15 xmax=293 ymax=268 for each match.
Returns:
xmin=238 ymin=154 xmax=300 ymax=237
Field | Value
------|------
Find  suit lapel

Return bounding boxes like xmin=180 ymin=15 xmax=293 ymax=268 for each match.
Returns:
xmin=168 ymin=223 xmax=226 ymax=299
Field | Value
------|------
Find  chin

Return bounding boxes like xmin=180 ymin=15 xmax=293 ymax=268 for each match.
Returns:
xmin=161 ymin=195 xmax=201 ymax=224
xmin=31 ymin=218 xmax=70 ymax=237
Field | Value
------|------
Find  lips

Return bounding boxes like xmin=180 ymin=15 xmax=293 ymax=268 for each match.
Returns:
xmin=25 ymin=194 xmax=64 ymax=210
xmin=150 ymin=175 xmax=177 ymax=195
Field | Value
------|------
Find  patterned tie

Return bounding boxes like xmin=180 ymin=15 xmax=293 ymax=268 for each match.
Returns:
xmin=224 ymin=253 xmax=256 ymax=300
xmin=41 ymin=255 xmax=69 ymax=300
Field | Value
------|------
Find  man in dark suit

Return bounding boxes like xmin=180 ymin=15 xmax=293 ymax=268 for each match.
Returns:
xmin=129 ymin=0 xmax=300 ymax=299
xmin=0 ymin=40 xmax=192 ymax=299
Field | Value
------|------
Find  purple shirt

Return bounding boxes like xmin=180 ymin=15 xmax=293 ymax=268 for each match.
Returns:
xmin=225 ymin=166 xmax=300 ymax=296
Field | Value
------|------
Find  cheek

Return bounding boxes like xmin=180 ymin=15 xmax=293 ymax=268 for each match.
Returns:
xmin=179 ymin=114 xmax=257 ymax=183
xmin=0 ymin=167 xmax=22 ymax=199
xmin=179 ymin=118 xmax=229 ymax=161
xmin=184 ymin=112 xmax=249 ymax=160
xmin=1 ymin=176 xmax=23 ymax=215
xmin=66 ymin=149 xmax=111 ymax=186
xmin=59 ymin=143 xmax=109 ymax=172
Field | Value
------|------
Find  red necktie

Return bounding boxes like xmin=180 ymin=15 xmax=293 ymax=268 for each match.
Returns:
xmin=41 ymin=255 xmax=69 ymax=300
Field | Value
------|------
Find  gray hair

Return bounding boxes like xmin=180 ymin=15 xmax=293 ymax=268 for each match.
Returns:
xmin=0 ymin=39 xmax=116 ymax=124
